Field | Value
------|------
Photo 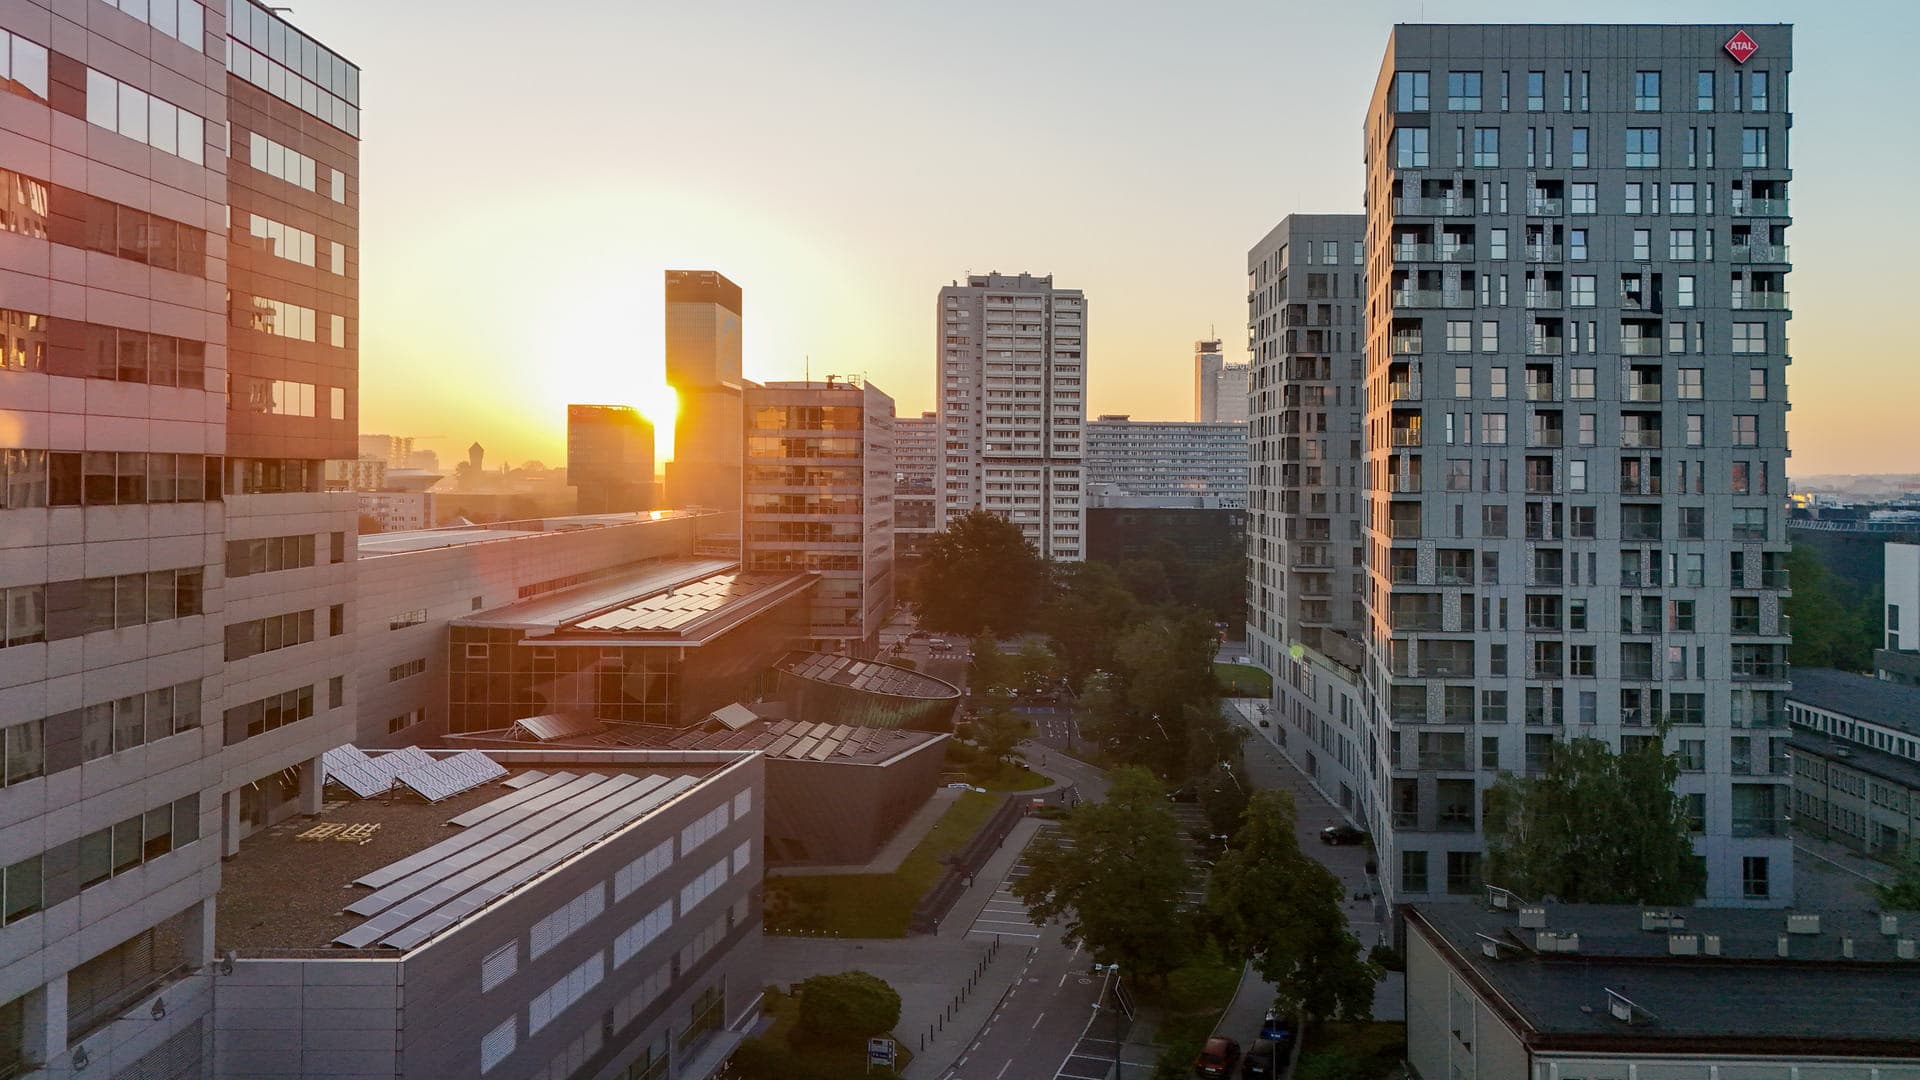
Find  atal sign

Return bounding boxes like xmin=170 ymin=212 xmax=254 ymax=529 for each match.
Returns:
xmin=1725 ymin=30 xmax=1759 ymax=64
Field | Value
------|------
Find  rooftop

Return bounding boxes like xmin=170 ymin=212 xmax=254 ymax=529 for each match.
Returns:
xmin=776 ymin=651 xmax=961 ymax=701
xmin=1789 ymin=668 xmax=1920 ymax=736
xmin=1410 ymin=903 xmax=1920 ymax=1054
xmin=454 ymin=559 xmax=815 ymax=644
xmin=447 ymin=715 xmax=945 ymax=768
xmin=357 ymin=511 xmax=701 ymax=558
xmin=217 ymin=750 xmax=740 ymax=955
xmin=1791 ymin=730 xmax=1920 ymax=792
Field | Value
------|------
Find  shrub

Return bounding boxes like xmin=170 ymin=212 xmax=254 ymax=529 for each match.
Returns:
xmin=1367 ymin=944 xmax=1404 ymax=972
xmin=795 ymin=970 xmax=902 ymax=1044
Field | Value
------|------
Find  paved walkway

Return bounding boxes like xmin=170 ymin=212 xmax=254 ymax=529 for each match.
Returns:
xmin=777 ymin=788 xmax=962 ymax=877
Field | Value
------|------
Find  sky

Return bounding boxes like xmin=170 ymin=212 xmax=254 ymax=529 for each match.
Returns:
xmin=317 ymin=0 xmax=1920 ymax=477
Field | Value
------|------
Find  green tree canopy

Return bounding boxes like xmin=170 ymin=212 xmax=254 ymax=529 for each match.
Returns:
xmin=1784 ymin=544 xmax=1879 ymax=672
xmin=1011 ymin=767 xmax=1194 ymax=981
xmin=1483 ymin=736 xmax=1705 ymax=904
xmin=972 ymin=690 xmax=1031 ymax=766
xmin=1038 ymin=561 xmax=1141 ymax=686
xmin=1206 ymin=791 xmax=1378 ymax=1022
xmin=1875 ymin=850 xmax=1920 ymax=911
xmin=912 ymin=511 xmax=1047 ymax=637
xmin=795 ymin=970 xmax=902 ymax=1043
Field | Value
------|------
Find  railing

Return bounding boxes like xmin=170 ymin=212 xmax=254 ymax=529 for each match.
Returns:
xmin=1620 ymin=665 xmax=1656 ymax=681
xmin=1621 ymin=431 xmax=1663 ymax=448
xmin=1622 ymin=522 xmax=1663 ymax=541
xmin=1525 ymin=244 xmax=1563 ymax=262
xmin=1732 ymin=197 xmax=1791 ymax=218
xmin=1731 ymin=618 xmax=1763 ymax=635
xmin=1761 ymin=569 xmax=1791 ymax=588
xmin=1525 ymin=616 xmax=1563 ymax=633
xmin=1529 ymin=430 xmax=1564 ymax=448
xmin=1392 ymin=289 xmax=1456 ymax=308
xmin=1620 ymin=477 xmax=1663 ymax=495
xmin=1388 ymin=519 xmax=1423 ymax=539
xmin=1528 ymin=663 xmax=1564 ymax=680
xmin=1391 ymin=566 xmax=1420 ymax=584
xmin=1525 ymin=522 xmax=1565 ymax=541
xmin=1621 ymin=571 xmax=1648 ymax=588
xmin=1527 ymin=197 xmax=1564 ymax=216
xmin=1437 ymin=809 xmax=1476 ymax=830
xmin=1436 ymin=569 xmax=1474 ymax=586
xmin=1733 ymin=291 xmax=1791 ymax=310
xmin=1390 ymin=614 xmax=1444 ymax=631
xmin=1394 ymin=196 xmax=1476 ymax=216
xmin=1624 ymin=384 xmax=1662 ymax=402
xmin=1620 ymin=339 xmax=1662 ymax=356
xmin=1525 ymin=290 xmax=1565 ymax=309
xmin=1391 ymin=334 xmax=1424 ymax=354
xmin=1733 ymin=665 xmax=1790 ymax=682
xmin=1524 ymin=382 xmax=1557 ymax=402
xmin=1389 ymin=429 xmax=1422 ymax=447
xmin=1731 ymin=243 xmax=1792 ymax=264
xmin=1527 ymin=338 xmax=1564 ymax=356
xmin=1389 ymin=380 xmax=1421 ymax=402
xmin=1525 ymin=476 xmax=1558 ymax=494
xmin=1393 ymin=810 xmax=1420 ymax=828
xmin=1732 ymin=815 xmax=1785 ymax=837
xmin=1531 ymin=569 xmax=1565 ymax=585
xmin=1425 ymin=753 xmax=1470 ymax=770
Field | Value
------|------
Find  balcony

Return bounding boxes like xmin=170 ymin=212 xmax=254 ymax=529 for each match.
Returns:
xmin=1731 ymin=617 xmax=1762 ymax=635
xmin=1761 ymin=569 xmax=1791 ymax=588
xmin=1393 ymin=243 xmax=1478 ymax=263
xmin=1524 ymin=475 xmax=1558 ymax=495
xmin=1392 ymin=289 xmax=1473 ymax=309
xmin=1731 ymin=815 xmax=1786 ymax=838
xmin=1732 ymin=197 xmax=1791 ymax=218
xmin=1524 ymin=290 xmax=1565 ymax=309
xmin=1391 ymin=334 xmax=1424 ymax=355
xmin=1524 ymin=244 xmax=1563 ymax=263
xmin=1388 ymin=474 xmax=1424 ymax=494
xmin=1394 ymin=195 xmax=1476 ymax=217
xmin=1528 ymin=429 xmax=1564 ymax=449
xmin=1733 ymin=668 xmax=1790 ymax=684
xmin=1528 ymin=663 xmax=1565 ymax=680
xmin=1388 ymin=380 xmax=1422 ymax=402
xmin=1526 ymin=197 xmax=1564 ymax=216
xmin=1390 ymin=565 xmax=1420 ymax=585
xmin=1390 ymin=614 xmax=1444 ymax=632
xmin=1389 ymin=428 xmax=1423 ymax=447
xmin=1733 ymin=291 xmax=1791 ymax=310
xmin=1621 ymin=430 xmax=1663 ymax=449
xmin=1731 ymin=243 xmax=1792 ymax=264
xmin=1623 ymin=384 xmax=1662 ymax=403
xmin=1524 ymin=381 xmax=1557 ymax=402
xmin=1621 ymin=522 xmax=1662 ymax=541
xmin=1388 ymin=519 xmax=1423 ymax=539
xmin=1527 ymin=337 xmax=1565 ymax=357
xmin=1734 ymin=707 xmax=1790 ymax=729
xmin=1620 ymin=339 xmax=1662 ymax=357
xmin=1436 ymin=808 xmax=1476 ymax=830
xmin=1525 ymin=523 xmax=1566 ymax=544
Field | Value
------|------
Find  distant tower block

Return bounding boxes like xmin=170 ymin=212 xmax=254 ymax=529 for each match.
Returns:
xmin=468 ymin=442 xmax=484 ymax=471
xmin=663 ymin=270 xmax=745 ymax=519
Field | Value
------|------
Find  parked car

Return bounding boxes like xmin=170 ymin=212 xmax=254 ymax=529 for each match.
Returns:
xmin=1241 ymin=1038 xmax=1280 ymax=1078
xmin=945 ymin=783 xmax=987 ymax=793
xmin=907 ymin=630 xmax=930 ymax=640
xmin=1320 ymin=824 xmax=1369 ymax=846
xmin=1260 ymin=1009 xmax=1295 ymax=1044
xmin=1194 ymin=1035 xmax=1241 ymax=1078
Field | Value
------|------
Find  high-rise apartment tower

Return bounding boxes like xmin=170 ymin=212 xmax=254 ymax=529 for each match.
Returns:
xmin=936 ymin=273 xmax=1086 ymax=560
xmin=1194 ymin=339 xmax=1251 ymax=423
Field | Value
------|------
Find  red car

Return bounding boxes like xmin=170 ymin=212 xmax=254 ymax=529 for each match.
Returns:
xmin=1194 ymin=1035 xmax=1241 ymax=1078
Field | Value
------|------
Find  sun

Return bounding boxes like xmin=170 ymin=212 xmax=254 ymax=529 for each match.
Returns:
xmin=633 ymin=384 xmax=678 ymax=464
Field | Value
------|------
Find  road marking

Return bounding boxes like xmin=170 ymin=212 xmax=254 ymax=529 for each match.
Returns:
xmin=997 ymin=1061 xmax=1014 ymax=1079
xmin=1032 ymin=1011 xmax=1047 ymax=1028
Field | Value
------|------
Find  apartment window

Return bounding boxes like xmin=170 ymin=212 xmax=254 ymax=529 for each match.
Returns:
xmin=1396 ymin=71 xmax=1430 ymax=111
xmin=1626 ymin=128 xmax=1660 ymax=168
xmin=1741 ymin=127 xmax=1769 ymax=168
xmin=1742 ymin=856 xmax=1770 ymax=899
xmin=1696 ymin=71 xmax=1715 ymax=111
xmin=1631 ymin=230 xmax=1651 ymax=261
xmin=1481 ymin=322 xmax=1499 ymax=353
xmin=1670 ymin=183 xmax=1696 ymax=214
xmin=1733 ymin=415 xmax=1759 ymax=447
xmin=1568 ymin=460 xmax=1586 ymax=492
xmin=1526 ymin=71 xmax=1544 ymax=111
xmin=1686 ymin=414 xmax=1703 ymax=448
xmin=1472 ymin=127 xmax=1499 ymax=166
xmin=1569 ymin=368 xmax=1595 ymax=399
xmin=1446 ymin=321 xmax=1471 ymax=352
xmin=1749 ymin=71 xmax=1769 ymax=112
xmin=1454 ymin=366 xmax=1472 ymax=399
xmin=1675 ymin=276 xmax=1696 ymax=308
xmin=1401 ymin=851 xmax=1430 ymax=893
xmin=1732 ymin=462 xmax=1752 ymax=495
xmin=1569 ymin=183 xmax=1596 ymax=215
xmin=1748 ymin=369 xmax=1768 ymax=401
xmin=1481 ymin=414 xmax=1507 ymax=445
xmin=1634 ymin=71 xmax=1661 ymax=111
xmin=1704 ymin=126 xmax=1716 ymax=167
xmin=1669 ymin=230 xmax=1696 ymax=260
xmin=1577 ymin=414 xmax=1596 ymax=446
xmin=1675 ymin=368 xmax=1703 ymax=400
xmin=1569 ymin=275 xmax=1596 ymax=307
xmin=1396 ymin=128 xmax=1430 ymax=167
xmin=1447 ymin=71 xmax=1482 ymax=110
xmin=1732 ymin=323 xmax=1768 ymax=354
xmin=1482 ymin=505 xmax=1507 ymax=538
xmin=1625 ymin=183 xmax=1643 ymax=215
xmin=1483 ymin=228 xmax=1506 ymax=260
xmin=1569 ymin=229 xmax=1588 ymax=262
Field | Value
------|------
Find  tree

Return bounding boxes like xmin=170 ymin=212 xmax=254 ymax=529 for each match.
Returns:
xmin=973 ymin=690 xmax=1031 ymax=768
xmin=1483 ymin=736 xmax=1705 ymax=904
xmin=1876 ymin=850 xmax=1920 ymax=910
xmin=969 ymin=634 xmax=1017 ymax=693
xmin=1207 ymin=791 xmax=1378 ymax=1022
xmin=913 ymin=511 xmax=1047 ymax=637
xmin=795 ymin=970 xmax=901 ymax=1043
xmin=1784 ymin=544 xmax=1879 ymax=672
xmin=1038 ymin=561 xmax=1140 ymax=686
xmin=1011 ymin=767 xmax=1194 ymax=982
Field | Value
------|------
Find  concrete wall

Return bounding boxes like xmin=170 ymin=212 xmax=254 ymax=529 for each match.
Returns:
xmin=1407 ymin=924 xmax=1530 ymax=1080
xmin=763 ymin=737 xmax=948 ymax=866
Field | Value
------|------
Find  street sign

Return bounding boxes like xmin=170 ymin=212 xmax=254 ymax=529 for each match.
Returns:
xmin=867 ymin=1037 xmax=897 ymax=1068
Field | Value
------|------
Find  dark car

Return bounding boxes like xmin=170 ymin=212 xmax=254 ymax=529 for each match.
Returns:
xmin=1320 ymin=824 xmax=1368 ymax=846
xmin=1260 ymin=1009 xmax=1296 ymax=1044
xmin=1241 ymin=1038 xmax=1280 ymax=1078
xmin=1194 ymin=1035 xmax=1241 ymax=1078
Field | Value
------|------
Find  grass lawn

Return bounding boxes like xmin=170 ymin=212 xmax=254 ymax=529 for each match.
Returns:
xmin=972 ymin=761 xmax=1050 ymax=791
xmin=730 ymin=987 xmax=912 ymax=1080
xmin=1299 ymin=1021 xmax=1408 ymax=1079
xmin=1144 ymin=949 xmax=1244 ymax=1072
xmin=764 ymin=790 xmax=1001 ymax=938
xmin=1215 ymin=661 xmax=1273 ymax=699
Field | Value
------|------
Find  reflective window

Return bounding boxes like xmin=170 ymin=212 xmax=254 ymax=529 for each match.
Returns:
xmin=97 ymin=0 xmax=206 ymax=51
xmin=227 ymin=7 xmax=360 ymax=136
xmin=0 ymin=29 xmax=50 ymax=102
xmin=85 ymin=69 xmax=205 ymax=165
xmin=239 ymin=295 xmax=317 ymax=342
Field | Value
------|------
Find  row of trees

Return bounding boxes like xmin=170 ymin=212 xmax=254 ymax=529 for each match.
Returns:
xmin=1013 ymin=768 xmax=1378 ymax=1021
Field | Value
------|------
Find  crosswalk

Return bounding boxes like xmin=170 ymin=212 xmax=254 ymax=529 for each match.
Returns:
xmin=964 ymin=824 xmax=1066 ymax=941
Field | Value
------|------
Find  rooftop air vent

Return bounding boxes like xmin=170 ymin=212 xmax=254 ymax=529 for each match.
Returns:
xmin=1703 ymin=934 xmax=1722 ymax=956
xmin=1883 ymin=914 xmax=1901 ymax=937
xmin=1641 ymin=910 xmax=1684 ymax=931
xmin=1787 ymin=914 xmax=1821 ymax=935
xmin=1898 ymin=939 xmax=1917 ymax=960
xmin=1518 ymin=905 xmax=1547 ymax=929
xmin=1535 ymin=930 xmax=1580 ymax=953
xmin=1667 ymin=933 xmax=1699 ymax=956
xmin=1604 ymin=988 xmax=1657 ymax=1026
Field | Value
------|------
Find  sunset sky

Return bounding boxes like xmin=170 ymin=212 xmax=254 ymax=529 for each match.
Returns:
xmin=320 ymin=0 xmax=1918 ymax=477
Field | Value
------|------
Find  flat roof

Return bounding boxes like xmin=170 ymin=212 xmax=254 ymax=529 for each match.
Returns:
xmin=449 ymin=717 xmax=945 ymax=768
xmin=1789 ymin=668 xmax=1920 ymax=736
xmin=777 ymin=651 xmax=961 ymax=701
xmin=1791 ymin=730 xmax=1920 ymax=792
xmin=217 ymin=752 xmax=736 ymax=955
xmin=357 ymin=511 xmax=700 ymax=558
xmin=1410 ymin=904 xmax=1920 ymax=1053
xmin=451 ymin=559 xmax=819 ymax=647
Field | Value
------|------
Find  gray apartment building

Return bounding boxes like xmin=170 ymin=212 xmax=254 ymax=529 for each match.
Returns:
xmin=893 ymin=410 xmax=937 ymax=554
xmin=936 ymin=273 xmax=1087 ymax=560
xmin=1192 ymin=339 xmax=1250 ymax=424
xmin=1360 ymin=24 xmax=1796 ymax=906
xmin=1786 ymin=668 xmax=1920 ymax=862
xmin=1084 ymin=415 xmax=1249 ymax=508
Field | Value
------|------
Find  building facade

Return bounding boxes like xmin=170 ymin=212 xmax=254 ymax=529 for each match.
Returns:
xmin=892 ymin=410 xmax=937 ymax=553
xmin=569 ymin=403 xmax=656 ymax=514
xmin=1361 ymin=24 xmax=1796 ymax=907
xmin=1787 ymin=667 xmax=1920 ymax=862
xmin=1193 ymin=338 xmax=1250 ymax=423
xmin=936 ymin=273 xmax=1086 ymax=560
xmin=742 ymin=380 xmax=895 ymax=652
xmin=1084 ymin=415 xmax=1249 ymax=508
xmin=1247 ymin=214 xmax=1370 ymax=682
xmin=664 ymin=271 xmax=744 ymax=524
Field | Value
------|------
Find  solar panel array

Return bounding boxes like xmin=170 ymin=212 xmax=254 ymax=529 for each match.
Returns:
xmin=333 ymin=770 xmax=700 ymax=950
xmin=659 ymin=719 xmax=916 ymax=762
xmin=571 ymin=571 xmax=791 ymax=634
xmin=501 ymin=770 xmax=546 ymax=789
xmin=323 ymin=744 xmax=438 ymax=799
xmin=394 ymin=750 xmax=508 ymax=802
xmin=512 ymin=714 xmax=605 ymax=742
xmin=778 ymin=650 xmax=957 ymax=699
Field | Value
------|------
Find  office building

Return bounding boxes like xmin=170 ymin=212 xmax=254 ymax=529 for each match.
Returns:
xmin=1194 ymin=339 xmax=1250 ymax=423
xmin=0 ymin=1 xmax=360 ymax=1071
xmin=1405 ymin=901 xmax=1920 ymax=1080
xmin=214 ymin=747 xmax=766 ymax=1078
xmin=1786 ymin=667 xmax=1920 ymax=862
xmin=893 ymin=411 xmax=938 ymax=553
xmin=936 ymin=272 xmax=1087 ymax=560
xmin=568 ymin=403 xmax=657 ymax=513
xmin=1087 ymin=504 xmax=1248 ymax=568
xmin=1085 ymin=415 xmax=1249 ymax=508
xmin=743 ymin=380 xmax=896 ymax=652
xmin=664 ymin=271 xmax=745 ymax=524
xmin=1247 ymin=215 xmax=1370 ymax=681
xmin=1356 ymin=24 xmax=1796 ymax=906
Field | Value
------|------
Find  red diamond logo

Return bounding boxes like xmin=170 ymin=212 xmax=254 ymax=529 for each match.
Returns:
xmin=1725 ymin=30 xmax=1759 ymax=64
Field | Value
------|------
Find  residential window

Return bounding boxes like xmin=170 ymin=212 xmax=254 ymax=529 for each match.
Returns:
xmin=1625 ymin=183 xmax=1643 ymax=215
xmin=1396 ymin=128 xmax=1430 ymax=167
xmin=1569 ymin=229 xmax=1588 ymax=261
xmin=1482 ymin=505 xmax=1507 ymax=538
xmin=1446 ymin=321 xmax=1471 ymax=352
xmin=1679 ymin=508 xmax=1705 ymax=540
xmin=1568 ymin=460 xmax=1587 ymax=492
xmin=1570 ymin=276 xmax=1595 ymax=307
xmin=1571 ymin=127 xmax=1588 ymax=167
xmin=1732 ymin=461 xmax=1751 ymax=495
xmin=1686 ymin=414 xmax=1703 ymax=448
xmin=1696 ymin=71 xmax=1714 ymax=111
xmin=1732 ymin=323 xmax=1767 ymax=354
xmin=1401 ymin=850 xmax=1430 ymax=893
xmin=1741 ymin=127 xmax=1769 ymax=168
xmin=1454 ymin=366 xmax=1472 ymax=399
xmin=1626 ymin=128 xmax=1660 ymax=168
xmin=1577 ymin=414 xmax=1596 ymax=446
xmin=1749 ymin=368 xmax=1768 ymax=401
xmin=1489 ymin=367 xmax=1507 ymax=398
xmin=1733 ymin=415 xmax=1759 ymax=447
xmin=1569 ymin=368 xmax=1595 ymax=399
xmin=1671 ymin=183 xmax=1696 ymax=214
xmin=1634 ymin=71 xmax=1661 ymax=111
xmin=1677 ymin=276 xmax=1696 ymax=308
xmin=1742 ymin=856 xmax=1770 ymax=899
xmin=1632 ymin=229 xmax=1651 ymax=260
xmin=1677 ymin=368 xmax=1703 ymax=399
xmin=1499 ymin=71 xmax=1509 ymax=111
xmin=1570 ymin=183 xmax=1596 ymax=214
xmin=1447 ymin=71 xmax=1481 ymax=110
xmin=1749 ymin=71 xmax=1769 ymax=112
xmin=1489 ymin=228 xmax=1508 ymax=260
xmin=1472 ymin=127 xmax=1499 ymax=166
xmin=1396 ymin=71 xmax=1430 ymax=111
xmin=1526 ymin=71 xmax=1544 ymax=111
xmin=1669 ymin=230 xmax=1696 ymax=260
xmin=1481 ymin=414 xmax=1507 ymax=445
xmin=1481 ymin=322 xmax=1499 ymax=353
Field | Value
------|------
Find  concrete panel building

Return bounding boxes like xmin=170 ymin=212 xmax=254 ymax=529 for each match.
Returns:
xmin=742 ymin=379 xmax=895 ymax=652
xmin=1405 ymin=902 xmax=1920 ymax=1080
xmin=1193 ymin=338 xmax=1250 ymax=423
xmin=1786 ymin=667 xmax=1920 ymax=861
xmin=664 ymin=271 xmax=744 ymax=524
xmin=1360 ymin=25 xmax=1796 ymax=906
xmin=893 ymin=410 xmax=937 ymax=555
xmin=936 ymin=273 xmax=1087 ymax=560
xmin=213 ymin=748 xmax=765 ymax=1080
xmin=1084 ymin=415 xmax=1249 ymax=508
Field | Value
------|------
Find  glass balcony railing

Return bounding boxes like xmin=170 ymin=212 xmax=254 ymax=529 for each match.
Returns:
xmin=1524 ymin=290 xmax=1565 ymax=309
xmin=1527 ymin=197 xmax=1564 ymax=216
xmin=1391 ymin=334 xmax=1424 ymax=354
xmin=1733 ymin=291 xmax=1791 ymax=310
xmin=1524 ymin=382 xmax=1557 ymax=402
xmin=1731 ymin=243 xmax=1792 ymax=264
xmin=1731 ymin=197 xmax=1790 ymax=218
xmin=1527 ymin=337 xmax=1565 ymax=356
xmin=1620 ymin=339 xmax=1663 ymax=356
xmin=1621 ymin=431 xmax=1663 ymax=449
xmin=1624 ymin=384 xmax=1662 ymax=403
